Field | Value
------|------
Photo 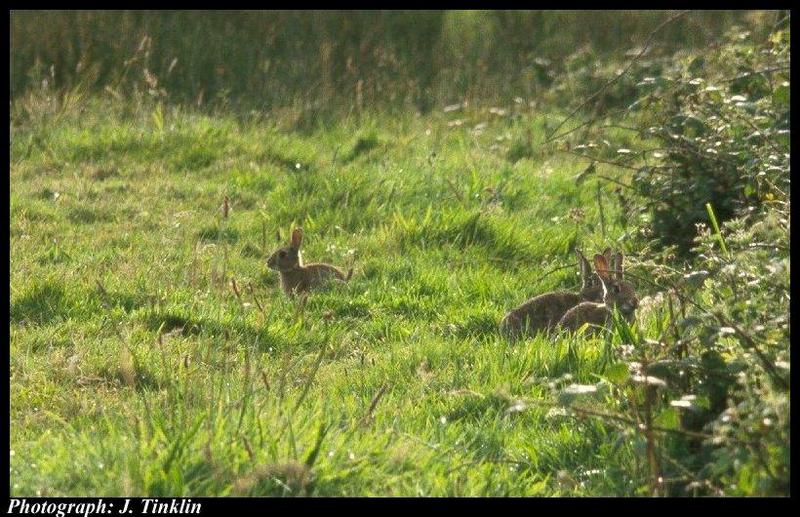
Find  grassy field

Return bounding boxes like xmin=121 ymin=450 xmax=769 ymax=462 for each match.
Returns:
xmin=9 ymin=9 xmax=790 ymax=498
xmin=11 ymin=97 xmax=681 ymax=496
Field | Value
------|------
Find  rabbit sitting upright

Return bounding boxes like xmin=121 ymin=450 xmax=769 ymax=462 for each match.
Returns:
xmin=557 ymin=251 xmax=638 ymax=334
xmin=500 ymin=250 xmax=607 ymax=339
xmin=267 ymin=228 xmax=353 ymax=296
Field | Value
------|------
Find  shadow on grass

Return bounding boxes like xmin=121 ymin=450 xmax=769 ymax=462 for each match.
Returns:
xmin=447 ymin=391 xmax=512 ymax=423
xmin=139 ymin=310 xmax=284 ymax=352
xmin=259 ymin=149 xmax=315 ymax=173
xmin=11 ymin=281 xmax=75 ymax=325
xmin=342 ymin=134 xmax=381 ymax=163
xmin=102 ymin=289 xmax=151 ymax=313
xmin=67 ymin=130 xmax=229 ymax=171
xmin=196 ymin=224 xmax=240 ymax=243
xmin=67 ymin=205 xmax=116 ymax=225
xmin=448 ymin=313 xmax=500 ymax=339
xmin=12 ymin=281 xmax=150 ymax=325
xmin=96 ymin=363 xmax=165 ymax=392
xmin=397 ymin=211 xmax=547 ymax=266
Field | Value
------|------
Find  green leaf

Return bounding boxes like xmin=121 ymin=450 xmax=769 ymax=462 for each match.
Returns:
xmin=646 ymin=360 xmax=679 ymax=380
xmin=152 ymin=103 xmax=164 ymax=134
xmin=611 ymin=310 xmax=636 ymax=344
xmin=693 ymin=395 xmax=711 ymax=410
xmin=604 ymin=363 xmax=630 ymax=384
xmin=683 ymin=115 xmax=709 ymax=136
xmin=773 ymin=82 xmax=790 ymax=108
xmin=575 ymin=162 xmax=596 ymax=185
xmin=702 ymin=86 xmax=723 ymax=103
xmin=654 ymin=407 xmax=680 ymax=430
xmin=304 ymin=421 xmax=330 ymax=468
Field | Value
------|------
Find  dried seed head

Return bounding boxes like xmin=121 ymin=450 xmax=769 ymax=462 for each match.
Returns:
xmin=568 ymin=207 xmax=586 ymax=223
xmin=230 ymin=277 xmax=242 ymax=301
xmin=222 ymin=196 xmax=230 ymax=219
xmin=242 ymin=437 xmax=254 ymax=460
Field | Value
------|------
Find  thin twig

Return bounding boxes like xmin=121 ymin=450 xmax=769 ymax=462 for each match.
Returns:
xmin=359 ymin=383 xmax=389 ymax=427
xmin=548 ymin=10 xmax=690 ymax=140
xmin=711 ymin=312 xmax=789 ymax=390
xmin=563 ymin=150 xmax=639 ymax=171
xmin=247 ymin=282 xmax=265 ymax=314
xmin=543 ymin=107 xmax=634 ymax=144
xmin=718 ymin=65 xmax=790 ymax=83
xmin=596 ymin=182 xmax=606 ymax=239
xmin=443 ymin=176 xmax=464 ymax=202
xmin=529 ymin=263 xmax=575 ymax=285
xmin=563 ymin=404 xmax=758 ymax=447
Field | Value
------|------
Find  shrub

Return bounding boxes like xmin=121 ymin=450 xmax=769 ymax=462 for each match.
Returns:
xmin=626 ymin=27 xmax=790 ymax=255
xmin=554 ymin=22 xmax=789 ymax=496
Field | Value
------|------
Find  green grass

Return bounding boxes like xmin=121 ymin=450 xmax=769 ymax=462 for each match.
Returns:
xmin=11 ymin=98 xmax=652 ymax=496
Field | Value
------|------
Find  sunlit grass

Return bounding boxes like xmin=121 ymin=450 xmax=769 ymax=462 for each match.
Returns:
xmin=11 ymin=98 xmax=652 ymax=496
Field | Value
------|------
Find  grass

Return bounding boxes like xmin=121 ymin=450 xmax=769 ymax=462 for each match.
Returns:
xmin=11 ymin=96 xmax=654 ymax=496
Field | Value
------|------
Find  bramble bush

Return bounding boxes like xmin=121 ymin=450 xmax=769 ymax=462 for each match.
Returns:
xmin=628 ymin=25 xmax=789 ymax=255
xmin=553 ymin=20 xmax=789 ymax=495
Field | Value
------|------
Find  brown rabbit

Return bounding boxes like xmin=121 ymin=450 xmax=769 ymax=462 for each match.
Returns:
xmin=557 ymin=252 xmax=638 ymax=334
xmin=267 ymin=228 xmax=353 ymax=296
xmin=500 ymin=250 xmax=607 ymax=338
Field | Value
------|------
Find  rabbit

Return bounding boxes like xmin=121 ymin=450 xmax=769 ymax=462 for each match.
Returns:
xmin=267 ymin=228 xmax=353 ymax=296
xmin=500 ymin=249 xmax=607 ymax=338
xmin=557 ymin=251 xmax=638 ymax=334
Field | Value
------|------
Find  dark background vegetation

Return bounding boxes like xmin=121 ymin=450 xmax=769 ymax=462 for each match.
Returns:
xmin=10 ymin=10 xmax=775 ymax=112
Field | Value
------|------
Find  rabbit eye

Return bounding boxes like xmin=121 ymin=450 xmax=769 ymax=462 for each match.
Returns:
xmin=278 ymin=251 xmax=286 ymax=258
xmin=613 ymin=285 xmax=621 ymax=293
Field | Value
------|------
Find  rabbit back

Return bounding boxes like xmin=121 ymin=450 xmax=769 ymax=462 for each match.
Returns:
xmin=306 ymin=262 xmax=350 ymax=282
xmin=558 ymin=301 xmax=610 ymax=333
xmin=500 ymin=291 xmax=584 ymax=338
xmin=279 ymin=263 xmax=350 ymax=296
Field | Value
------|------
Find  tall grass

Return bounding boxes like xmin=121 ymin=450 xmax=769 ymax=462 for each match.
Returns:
xmin=11 ymin=10 xmax=776 ymax=112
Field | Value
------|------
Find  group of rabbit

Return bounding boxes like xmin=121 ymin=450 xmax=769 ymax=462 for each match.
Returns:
xmin=500 ymin=248 xmax=638 ymax=336
xmin=267 ymin=228 xmax=638 ymax=336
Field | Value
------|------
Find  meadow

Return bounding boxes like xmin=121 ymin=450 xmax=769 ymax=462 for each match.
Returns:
xmin=10 ymin=10 xmax=789 ymax=497
xmin=11 ymin=98 xmax=641 ymax=495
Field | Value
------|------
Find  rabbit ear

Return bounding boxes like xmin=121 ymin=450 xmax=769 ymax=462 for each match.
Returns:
xmin=597 ymin=272 xmax=608 ymax=300
xmin=291 ymin=228 xmax=303 ymax=248
xmin=614 ymin=252 xmax=624 ymax=280
xmin=576 ymin=250 xmax=593 ymax=288
xmin=602 ymin=248 xmax=615 ymax=278
xmin=593 ymin=253 xmax=610 ymax=280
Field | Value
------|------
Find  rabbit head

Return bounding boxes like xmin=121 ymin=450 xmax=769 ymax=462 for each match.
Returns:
xmin=594 ymin=252 xmax=638 ymax=320
xmin=267 ymin=228 xmax=303 ymax=272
